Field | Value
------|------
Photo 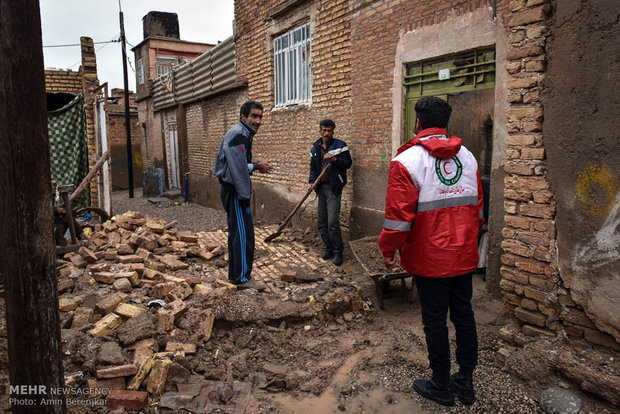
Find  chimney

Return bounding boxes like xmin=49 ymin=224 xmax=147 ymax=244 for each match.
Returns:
xmin=143 ymin=11 xmax=180 ymax=40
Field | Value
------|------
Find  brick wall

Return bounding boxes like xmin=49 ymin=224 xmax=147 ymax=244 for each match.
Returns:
xmin=138 ymin=99 xmax=166 ymax=169
xmin=233 ymin=0 xmax=353 ymax=227
xmin=79 ymin=37 xmax=101 ymax=206
xmin=107 ymin=89 xmax=141 ymax=147
xmin=45 ymin=69 xmax=82 ymax=94
xmin=498 ymin=0 xmax=618 ymax=352
xmin=349 ymin=0 xmax=503 ymax=171
xmin=43 ymin=37 xmax=101 ymax=208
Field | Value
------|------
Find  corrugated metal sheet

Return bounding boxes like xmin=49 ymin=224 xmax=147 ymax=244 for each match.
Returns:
xmin=153 ymin=36 xmax=236 ymax=109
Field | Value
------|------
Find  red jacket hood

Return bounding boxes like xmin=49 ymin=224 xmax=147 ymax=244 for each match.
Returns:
xmin=396 ymin=127 xmax=462 ymax=159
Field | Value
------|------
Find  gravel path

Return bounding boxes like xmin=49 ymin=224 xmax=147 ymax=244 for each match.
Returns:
xmin=112 ymin=190 xmax=227 ymax=233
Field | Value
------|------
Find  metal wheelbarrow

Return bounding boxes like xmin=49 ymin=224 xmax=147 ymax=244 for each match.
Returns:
xmin=349 ymin=235 xmax=417 ymax=310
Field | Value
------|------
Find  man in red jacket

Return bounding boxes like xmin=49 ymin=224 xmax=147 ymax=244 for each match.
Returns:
xmin=379 ymin=96 xmax=484 ymax=407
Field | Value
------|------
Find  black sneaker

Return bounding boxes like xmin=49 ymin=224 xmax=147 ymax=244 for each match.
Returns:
xmin=450 ymin=372 xmax=476 ymax=405
xmin=332 ymin=253 xmax=343 ymax=266
xmin=413 ymin=379 xmax=455 ymax=407
xmin=321 ymin=251 xmax=334 ymax=260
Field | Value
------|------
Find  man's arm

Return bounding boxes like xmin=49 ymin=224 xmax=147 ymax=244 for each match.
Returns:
xmin=325 ymin=141 xmax=352 ymax=170
xmin=378 ymin=160 xmax=419 ymax=269
xmin=308 ymin=147 xmax=319 ymax=191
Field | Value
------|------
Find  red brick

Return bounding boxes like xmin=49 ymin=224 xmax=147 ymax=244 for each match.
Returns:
xmin=106 ymin=390 xmax=148 ymax=411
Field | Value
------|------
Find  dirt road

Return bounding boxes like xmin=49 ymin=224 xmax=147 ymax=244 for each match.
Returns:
xmin=0 ymin=191 xmax=615 ymax=413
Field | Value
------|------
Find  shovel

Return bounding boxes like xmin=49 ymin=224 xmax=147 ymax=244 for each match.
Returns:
xmin=264 ymin=164 xmax=331 ymax=242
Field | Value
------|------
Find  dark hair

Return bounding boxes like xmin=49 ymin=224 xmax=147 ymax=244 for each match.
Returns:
xmin=414 ymin=96 xmax=452 ymax=129
xmin=319 ymin=119 xmax=336 ymax=130
xmin=240 ymin=100 xmax=263 ymax=118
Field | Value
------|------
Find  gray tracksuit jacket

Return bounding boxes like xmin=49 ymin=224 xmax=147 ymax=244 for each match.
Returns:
xmin=214 ymin=121 xmax=255 ymax=200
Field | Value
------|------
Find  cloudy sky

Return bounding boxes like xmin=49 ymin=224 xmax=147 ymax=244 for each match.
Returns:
xmin=40 ymin=0 xmax=235 ymax=91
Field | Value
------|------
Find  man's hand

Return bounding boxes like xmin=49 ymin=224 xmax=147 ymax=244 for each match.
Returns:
xmin=323 ymin=152 xmax=335 ymax=161
xmin=383 ymin=255 xmax=396 ymax=271
xmin=254 ymin=160 xmax=273 ymax=173
xmin=307 ymin=183 xmax=314 ymax=193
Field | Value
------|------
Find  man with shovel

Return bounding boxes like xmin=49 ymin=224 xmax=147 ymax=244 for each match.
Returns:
xmin=214 ymin=100 xmax=273 ymax=291
xmin=308 ymin=119 xmax=352 ymax=266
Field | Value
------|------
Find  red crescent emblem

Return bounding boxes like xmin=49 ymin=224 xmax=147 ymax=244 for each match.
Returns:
xmin=443 ymin=161 xmax=453 ymax=175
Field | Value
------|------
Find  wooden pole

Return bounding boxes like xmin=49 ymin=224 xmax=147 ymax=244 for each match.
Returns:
xmin=120 ymin=11 xmax=134 ymax=198
xmin=69 ymin=150 xmax=110 ymax=203
xmin=0 ymin=1 xmax=66 ymax=412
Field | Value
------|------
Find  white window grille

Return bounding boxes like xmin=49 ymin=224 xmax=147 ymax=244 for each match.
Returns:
xmin=137 ymin=58 xmax=144 ymax=84
xmin=156 ymin=56 xmax=176 ymax=78
xmin=274 ymin=23 xmax=311 ymax=107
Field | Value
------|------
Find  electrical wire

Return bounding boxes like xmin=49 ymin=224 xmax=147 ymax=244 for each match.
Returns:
xmin=43 ymin=40 xmax=120 ymax=48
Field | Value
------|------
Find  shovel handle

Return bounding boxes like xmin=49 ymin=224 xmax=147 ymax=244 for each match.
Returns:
xmin=265 ymin=164 xmax=331 ymax=241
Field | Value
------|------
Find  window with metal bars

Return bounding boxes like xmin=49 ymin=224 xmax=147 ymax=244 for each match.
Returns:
xmin=274 ymin=23 xmax=312 ymax=107
xmin=156 ymin=56 xmax=176 ymax=78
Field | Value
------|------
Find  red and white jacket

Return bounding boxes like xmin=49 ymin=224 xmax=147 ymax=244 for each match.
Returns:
xmin=378 ymin=127 xmax=484 ymax=278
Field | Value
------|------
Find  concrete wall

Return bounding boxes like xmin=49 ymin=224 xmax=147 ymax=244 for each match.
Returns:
xmin=543 ymin=0 xmax=620 ymax=344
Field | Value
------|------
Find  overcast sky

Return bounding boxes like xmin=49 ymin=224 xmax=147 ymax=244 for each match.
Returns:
xmin=40 ymin=0 xmax=235 ymax=91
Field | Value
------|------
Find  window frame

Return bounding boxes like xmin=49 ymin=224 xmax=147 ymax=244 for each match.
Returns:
xmin=137 ymin=57 xmax=144 ymax=84
xmin=273 ymin=23 xmax=312 ymax=107
xmin=155 ymin=56 xmax=176 ymax=78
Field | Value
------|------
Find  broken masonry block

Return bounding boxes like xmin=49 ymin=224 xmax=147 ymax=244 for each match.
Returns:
xmin=113 ymin=278 xmax=132 ymax=293
xmin=146 ymin=358 xmax=171 ymax=396
xmin=78 ymin=246 xmax=98 ymax=263
xmin=118 ymin=254 xmax=143 ymax=264
xmin=88 ymin=313 xmax=122 ymax=337
xmin=106 ymin=390 xmax=148 ymax=411
xmin=168 ymin=282 xmax=193 ymax=301
xmin=96 ymin=364 xmax=138 ymax=379
xmin=114 ymin=303 xmax=144 ymax=319
xmin=59 ymin=298 xmax=80 ymax=312
xmin=157 ymin=309 xmax=175 ymax=331
xmin=127 ymin=356 xmax=154 ymax=390
xmin=71 ymin=307 xmax=95 ymax=329
xmin=95 ymin=292 xmax=130 ymax=315
xmin=153 ymin=282 xmax=176 ymax=299
xmin=165 ymin=342 xmax=196 ymax=355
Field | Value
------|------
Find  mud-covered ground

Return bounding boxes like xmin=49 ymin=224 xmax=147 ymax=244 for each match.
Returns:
xmin=0 ymin=191 xmax=617 ymax=414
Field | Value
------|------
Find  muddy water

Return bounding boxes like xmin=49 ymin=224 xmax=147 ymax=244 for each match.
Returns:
xmin=263 ymin=343 xmax=431 ymax=413
xmin=270 ymin=388 xmax=430 ymax=413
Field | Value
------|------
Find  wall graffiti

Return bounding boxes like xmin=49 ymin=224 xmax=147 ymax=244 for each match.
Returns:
xmin=576 ymin=163 xmax=617 ymax=218
xmin=572 ymin=163 xmax=620 ymax=271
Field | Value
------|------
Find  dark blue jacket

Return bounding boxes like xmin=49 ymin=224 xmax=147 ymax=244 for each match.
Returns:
xmin=309 ymin=137 xmax=352 ymax=196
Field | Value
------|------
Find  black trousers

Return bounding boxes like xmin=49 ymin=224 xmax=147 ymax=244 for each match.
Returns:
xmin=220 ymin=183 xmax=254 ymax=284
xmin=317 ymin=184 xmax=343 ymax=254
xmin=415 ymin=273 xmax=478 ymax=381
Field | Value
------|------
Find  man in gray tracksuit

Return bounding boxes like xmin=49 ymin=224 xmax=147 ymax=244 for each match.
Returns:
xmin=214 ymin=100 xmax=273 ymax=291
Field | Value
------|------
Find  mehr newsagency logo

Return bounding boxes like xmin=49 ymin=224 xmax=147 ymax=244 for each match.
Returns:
xmin=435 ymin=156 xmax=463 ymax=186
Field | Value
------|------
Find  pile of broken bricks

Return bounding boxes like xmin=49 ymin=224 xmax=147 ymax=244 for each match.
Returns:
xmin=52 ymin=210 xmax=367 ymax=411
xmin=55 ymin=211 xmax=239 ymax=411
